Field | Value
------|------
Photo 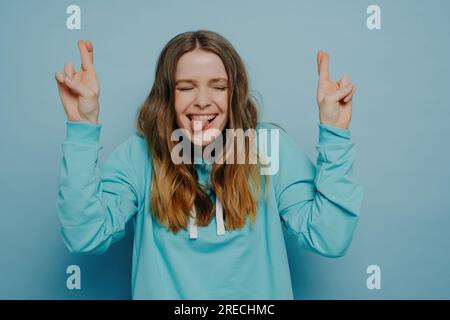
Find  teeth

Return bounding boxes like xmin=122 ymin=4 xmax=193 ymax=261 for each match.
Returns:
xmin=189 ymin=114 xmax=216 ymax=121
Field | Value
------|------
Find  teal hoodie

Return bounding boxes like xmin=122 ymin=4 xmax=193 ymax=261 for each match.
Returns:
xmin=57 ymin=121 xmax=364 ymax=299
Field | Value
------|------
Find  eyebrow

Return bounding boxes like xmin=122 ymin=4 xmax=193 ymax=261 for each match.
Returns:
xmin=175 ymin=78 xmax=228 ymax=85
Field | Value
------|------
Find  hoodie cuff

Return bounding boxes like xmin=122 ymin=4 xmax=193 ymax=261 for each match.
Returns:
xmin=65 ymin=121 xmax=101 ymax=144
xmin=318 ymin=123 xmax=351 ymax=145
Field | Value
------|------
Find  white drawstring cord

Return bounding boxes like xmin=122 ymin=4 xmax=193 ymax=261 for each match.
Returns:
xmin=216 ymin=198 xmax=225 ymax=236
xmin=189 ymin=197 xmax=225 ymax=239
xmin=189 ymin=205 xmax=198 ymax=239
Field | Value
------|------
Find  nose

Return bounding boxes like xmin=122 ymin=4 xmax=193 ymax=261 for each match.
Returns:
xmin=194 ymin=87 xmax=211 ymax=109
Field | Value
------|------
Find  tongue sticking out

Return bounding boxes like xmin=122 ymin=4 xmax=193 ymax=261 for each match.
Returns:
xmin=191 ymin=119 xmax=210 ymax=132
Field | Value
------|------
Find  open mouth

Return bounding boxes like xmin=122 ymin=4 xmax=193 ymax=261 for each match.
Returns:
xmin=187 ymin=113 xmax=218 ymax=131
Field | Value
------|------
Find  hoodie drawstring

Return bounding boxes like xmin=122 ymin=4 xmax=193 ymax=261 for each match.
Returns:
xmin=189 ymin=206 xmax=198 ymax=239
xmin=215 ymin=198 xmax=226 ymax=236
xmin=189 ymin=197 xmax=225 ymax=239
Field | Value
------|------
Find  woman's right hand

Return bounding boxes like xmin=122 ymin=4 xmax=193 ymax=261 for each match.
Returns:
xmin=55 ymin=40 xmax=100 ymax=124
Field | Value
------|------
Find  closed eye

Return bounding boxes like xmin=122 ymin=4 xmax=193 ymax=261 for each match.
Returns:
xmin=178 ymin=87 xmax=227 ymax=91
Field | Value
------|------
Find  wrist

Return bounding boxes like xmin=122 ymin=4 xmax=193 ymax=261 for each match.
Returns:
xmin=319 ymin=119 xmax=349 ymax=130
xmin=67 ymin=116 xmax=98 ymax=125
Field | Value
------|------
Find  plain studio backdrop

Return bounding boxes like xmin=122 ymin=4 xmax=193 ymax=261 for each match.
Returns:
xmin=0 ymin=0 xmax=449 ymax=299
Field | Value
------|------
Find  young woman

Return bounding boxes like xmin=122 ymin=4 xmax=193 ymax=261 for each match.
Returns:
xmin=55 ymin=30 xmax=363 ymax=299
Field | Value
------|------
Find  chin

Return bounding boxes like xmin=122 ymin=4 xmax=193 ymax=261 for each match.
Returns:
xmin=190 ymin=125 xmax=224 ymax=147
xmin=191 ymin=133 xmax=220 ymax=147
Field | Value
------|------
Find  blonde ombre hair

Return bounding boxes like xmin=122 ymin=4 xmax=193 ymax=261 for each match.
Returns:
xmin=137 ymin=30 xmax=268 ymax=233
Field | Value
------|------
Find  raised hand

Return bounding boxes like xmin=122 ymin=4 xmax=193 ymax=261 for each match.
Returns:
xmin=55 ymin=40 xmax=100 ymax=124
xmin=316 ymin=51 xmax=356 ymax=130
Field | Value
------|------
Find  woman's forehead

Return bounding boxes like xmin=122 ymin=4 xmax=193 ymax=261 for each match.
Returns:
xmin=175 ymin=50 xmax=228 ymax=79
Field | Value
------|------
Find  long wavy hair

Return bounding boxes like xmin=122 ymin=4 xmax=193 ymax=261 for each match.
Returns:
xmin=137 ymin=30 xmax=268 ymax=233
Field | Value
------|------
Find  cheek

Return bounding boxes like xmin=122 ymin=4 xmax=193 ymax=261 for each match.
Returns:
xmin=217 ymin=95 xmax=229 ymax=128
xmin=217 ymin=93 xmax=229 ymax=114
xmin=174 ymin=95 xmax=190 ymax=116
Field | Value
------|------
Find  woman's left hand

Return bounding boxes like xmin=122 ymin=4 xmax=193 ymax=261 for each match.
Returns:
xmin=316 ymin=51 xmax=356 ymax=130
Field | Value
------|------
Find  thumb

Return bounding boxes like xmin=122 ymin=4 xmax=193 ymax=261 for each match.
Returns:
xmin=55 ymin=72 xmax=71 ymax=96
xmin=64 ymin=76 xmax=91 ymax=97
xmin=329 ymin=83 xmax=353 ymax=102
xmin=337 ymin=74 xmax=351 ymax=88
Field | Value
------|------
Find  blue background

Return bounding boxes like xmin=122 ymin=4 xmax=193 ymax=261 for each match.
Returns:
xmin=1 ymin=0 xmax=449 ymax=299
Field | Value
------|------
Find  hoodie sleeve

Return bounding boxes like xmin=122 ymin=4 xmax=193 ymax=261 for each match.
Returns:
xmin=56 ymin=121 xmax=141 ymax=255
xmin=274 ymin=123 xmax=364 ymax=258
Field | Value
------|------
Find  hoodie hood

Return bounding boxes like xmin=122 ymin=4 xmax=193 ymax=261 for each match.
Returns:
xmin=189 ymin=155 xmax=225 ymax=239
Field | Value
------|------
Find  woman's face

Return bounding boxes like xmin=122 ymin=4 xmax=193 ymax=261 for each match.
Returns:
xmin=174 ymin=49 xmax=229 ymax=147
